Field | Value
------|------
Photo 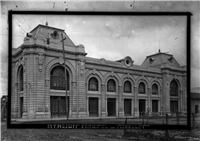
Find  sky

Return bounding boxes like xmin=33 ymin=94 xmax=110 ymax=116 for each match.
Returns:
xmin=1 ymin=1 xmax=200 ymax=97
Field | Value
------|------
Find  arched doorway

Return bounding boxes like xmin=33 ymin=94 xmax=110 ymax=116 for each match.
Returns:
xmin=50 ymin=65 xmax=70 ymax=118
xmin=170 ymin=79 xmax=179 ymax=113
xmin=18 ymin=65 xmax=24 ymax=118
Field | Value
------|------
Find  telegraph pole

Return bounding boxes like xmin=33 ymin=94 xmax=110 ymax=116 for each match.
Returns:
xmin=61 ymin=33 xmax=68 ymax=119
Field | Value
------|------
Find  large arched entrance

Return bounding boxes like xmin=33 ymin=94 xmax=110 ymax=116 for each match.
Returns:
xmin=18 ymin=65 xmax=24 ymax=118
xmin=170 ymin=79 xmax=179 ymax=113
xmin=50 ymin=65 xmax=70 ymax=118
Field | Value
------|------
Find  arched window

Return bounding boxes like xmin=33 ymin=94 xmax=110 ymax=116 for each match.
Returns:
xmin=152 ymin=84 xmax=158 ymax=95
xmin=50 ymin=66 xmax=69 ymax=90
xmin=138 ymin=82 xmax=145 ymax=94
xmin=124 ymin=81 xmax=131 ymax=93
xmin=88 ymin=77 xmax=98 ymax=91
xmin=170 ymin=80 xmax=178 ymax=96
xmin=19 ymin=66 xmax=23 ymax=91
xmin=107 ymin=79 xmax=116 ymax=92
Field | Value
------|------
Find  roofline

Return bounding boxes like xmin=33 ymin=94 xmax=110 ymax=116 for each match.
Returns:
xmin=146 ymin=52 xmax=173 ymax=58
xmin=30 ymin=24 xmax=65 ymax=33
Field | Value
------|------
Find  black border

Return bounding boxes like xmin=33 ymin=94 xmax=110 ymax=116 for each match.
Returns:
xmin=8 ymin=11 xmax=192 ymax=130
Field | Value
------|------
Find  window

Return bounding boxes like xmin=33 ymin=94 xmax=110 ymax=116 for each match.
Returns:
xmin=170 ymin=100 xmax=178 ymax=113
xmin=152 ymin=84 xmax=158 ymax=95
xmin=19 ymin=66 xmax=23 ymax=91
xmin=124 ymin=81 xmax=131 ymax=93
xmin=88 ymin=77 xmax=98 ymax=91
xmin=138 ymin=82 xmax=145 ymax=94
xmin=152 ymin=100 xmax=158 ymax=112
xmin=50 ymin=66 xmax=69 ymax=90
xmin=170 ymin=80 xmax=178 ymax=96
xmin=107 ymin=79 xmax=116 ymax=92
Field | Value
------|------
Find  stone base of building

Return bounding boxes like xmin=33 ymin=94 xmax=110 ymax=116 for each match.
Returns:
xmin=22 ymin=112 xmax=28 ymax=119
xmin=71 ymin=112 xmax=78 ymax=118
xmin=35 ymin=112 xmax=46 ymax=119
xmin=134 ymin=111 xmax=139 ymax=117
xmin=78 ymin=112 xmax=87 ymax=118
xmin=118 ymin=111 xmax=124 ymax=118
xmin=101 ymin=111 xmax=106 ymax=117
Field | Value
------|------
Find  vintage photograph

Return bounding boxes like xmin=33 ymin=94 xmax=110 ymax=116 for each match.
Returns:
xmin=1 ymin=1 xmax=200 ymax=141
xmin=10 ymin=14 xmax=188 ymax=125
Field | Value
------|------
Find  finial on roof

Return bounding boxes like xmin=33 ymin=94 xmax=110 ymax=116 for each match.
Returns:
xmin=158 ymin=49 xmax=161 ymax=53
xmin=46 ymin=21 xmax=48 ymax=26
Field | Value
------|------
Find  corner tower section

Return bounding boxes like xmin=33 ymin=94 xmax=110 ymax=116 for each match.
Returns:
xmin=12 ymin=24 xmax=87 ymax=119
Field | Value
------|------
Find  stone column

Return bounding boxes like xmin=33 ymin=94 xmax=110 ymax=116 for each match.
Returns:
xmin=71 ymin=81 xmax=78 ymax=118
xmin=118 ymin=86 xmax=123 ymax=117
xmin=134 ymin=86 xmax=139 ymax=117
xmin=14 ymin=83 xmax=19 ymax=118
xmin=147 ymin=87 xmax=151 ymax=112
xmin=44 ymin=79 xmax=50 ymax=118
xmin=77 ymin=60 xmax=87 ymax=118
xmin=101 ymin=84 xmax=106 ymax=117
xmin=163 ymin=74 xmax=170 ymax=113
xmin=160 ymin=88 xmax=163 ymax=113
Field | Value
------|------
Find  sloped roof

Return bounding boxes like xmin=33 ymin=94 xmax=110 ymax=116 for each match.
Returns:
xmin=21 ymin=24 xmax=86 ymax=55
xmin=29 ymin=24 xmax=75 ymax=47
xmin=141 ymin=51 xmax=181 ymax=69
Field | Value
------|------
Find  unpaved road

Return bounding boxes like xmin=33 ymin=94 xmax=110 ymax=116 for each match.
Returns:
xmin=1 ymin=121 xmax=200 ymax=141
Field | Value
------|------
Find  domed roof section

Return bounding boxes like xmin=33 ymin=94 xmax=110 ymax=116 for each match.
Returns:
xmin=21 ymin=24 xmax=86 ymax=55
xmin=141 ymin=50 xmax=181 ymax=68
xmin=77 ymin=44 xmax=85 ymax=48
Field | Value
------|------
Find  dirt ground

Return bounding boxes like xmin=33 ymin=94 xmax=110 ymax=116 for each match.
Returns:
xmin=1 ymin=120 xmax=200 ymax=141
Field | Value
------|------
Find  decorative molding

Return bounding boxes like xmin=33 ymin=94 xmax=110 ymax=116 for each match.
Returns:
xmin=118 ymin=85 xmax=123 ymax=94
xmin=38 ymin=53 xmax=44 ymax=72
xmin=100 ymin=58 xmax=106 ymax=64
xmin=101 ymin=84 xmax=106 ymax=92
xmin=79 ymin=60 xmax=85 ymax=77
xmin=59 ymin=57 xmax=64 ymax=65
xmin=111 ymin=71 xmax=114 ymax=77
xmin=92 ymin=69 xmax=96 ymax=75
xmin=72 ymin=82 xmax=77 ymax=89
xmin=45 ymin=79 xmax=50 ymax=87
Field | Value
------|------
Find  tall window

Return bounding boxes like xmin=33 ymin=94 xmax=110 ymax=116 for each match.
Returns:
xmin=88 ymin=77 xmax=98 ymax=91
xmin=19 ymin=66 xmax=23 ymax=91
xmin=50 ymin=66 xmax=69 ymax=90
xmin=124 ymin=81 xmax=131 ymax=93
xmin=170 ymin=80 xmax=178 ymax=96
xmin=138 ymin=82 xmax=145 ymax=94
xmin=152 ymin=84 xmax=158 ymax=95
xmin=107 ymin=79 xmax=116 ymax=92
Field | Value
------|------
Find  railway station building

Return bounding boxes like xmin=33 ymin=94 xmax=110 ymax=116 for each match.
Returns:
xmin=11 ymin=24 xmax=187 ymax=119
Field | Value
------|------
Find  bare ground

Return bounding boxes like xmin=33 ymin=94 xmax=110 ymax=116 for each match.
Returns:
xmin=1 ymin=120 xmax=200 ymax=141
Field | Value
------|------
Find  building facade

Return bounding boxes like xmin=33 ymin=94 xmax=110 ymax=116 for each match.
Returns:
xmin=191 ymin=88 xmax=200 ymax=115
xmin=12 ymin=25 xmax=187 ymax=119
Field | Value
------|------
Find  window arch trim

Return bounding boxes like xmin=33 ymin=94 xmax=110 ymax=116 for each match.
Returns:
xmin=107 ymin=79 xmax=116 ymax=92
xmin=170 ymin=79 xmax=179 ymax=96
xmin=138 ymin=82 xmax=146 ymax=94
xmin=88 ymin=77 xmax=99 ymax=91
xmin=124 ymin=80 xmax=132 ymax=93
xmin=152 ymin=83 xmax=159 ymax=95
xmin=50 ymin=65 xmax=70 ymax=90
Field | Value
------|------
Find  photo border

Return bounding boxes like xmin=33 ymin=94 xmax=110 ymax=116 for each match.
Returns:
xmin=8 ymin=11 xmax=191 ymax=130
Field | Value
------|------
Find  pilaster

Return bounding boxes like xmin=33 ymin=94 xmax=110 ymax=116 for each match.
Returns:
xmin=118 ymin=86 xmax=123 ymax=117
xmin=101 ymin=84 xmax=106 ymax=117
xmin=134 ymin=86 xmax=139 ymax=117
